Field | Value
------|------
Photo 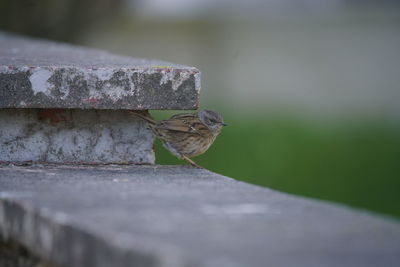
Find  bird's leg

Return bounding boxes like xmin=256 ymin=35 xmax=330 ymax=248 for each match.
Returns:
xmin=181 ymin=155 xmax=203 ymax=169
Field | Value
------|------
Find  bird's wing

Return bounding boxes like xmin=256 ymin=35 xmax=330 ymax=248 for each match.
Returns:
xmin=156 ymin=113 xmax=203 ymax=135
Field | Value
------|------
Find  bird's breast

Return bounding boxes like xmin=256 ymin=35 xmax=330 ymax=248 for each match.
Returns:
xmin=172 ymin=133 xmax=211 ymax=157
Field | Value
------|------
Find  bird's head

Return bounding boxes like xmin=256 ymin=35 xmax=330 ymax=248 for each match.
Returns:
xmin=198 ymin=109 xmax=226 ymax=133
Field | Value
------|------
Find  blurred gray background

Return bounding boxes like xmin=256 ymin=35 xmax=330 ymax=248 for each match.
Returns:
xmin=82 ymin=0 xmax=400 ymax=121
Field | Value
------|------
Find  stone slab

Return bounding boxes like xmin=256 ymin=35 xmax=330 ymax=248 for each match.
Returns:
xmin=0 ymin=32 xmax=200 ymax=110
xmin=0 ymin=164 xmax=399 ymax=267
xmin=0 ymin=109 xmax=154 ymax=164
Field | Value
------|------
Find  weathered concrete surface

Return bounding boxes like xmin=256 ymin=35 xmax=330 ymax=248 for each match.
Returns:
xmin=0 ymin=164 xmax=399 ymax=267
xmin=0 ymin=32 xmax=200 ymax=109
xmin=0 ymin=109 xmax=154 ymax=164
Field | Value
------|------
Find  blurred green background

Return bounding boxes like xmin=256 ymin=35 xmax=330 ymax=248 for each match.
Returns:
xmin=154 ymin=111 xmax=400 ymax=219
xmin=1 ymin=0 xmax=399 ymax=219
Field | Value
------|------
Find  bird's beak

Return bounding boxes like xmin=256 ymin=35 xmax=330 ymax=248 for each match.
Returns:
xmin=222 ymin=123 xmax=227 ymax=126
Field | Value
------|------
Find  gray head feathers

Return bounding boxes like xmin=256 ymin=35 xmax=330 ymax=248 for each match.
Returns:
xmin=198 ymin=110 xmax=226 ymax=132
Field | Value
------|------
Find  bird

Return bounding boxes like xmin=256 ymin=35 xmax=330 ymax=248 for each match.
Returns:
xmin=130 ymin=110 xmax=226 ymax=168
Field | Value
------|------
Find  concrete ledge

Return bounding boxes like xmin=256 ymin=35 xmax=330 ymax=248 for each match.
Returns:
xmin=1 ymin=164 xmax=400 ymax=267
xmin=0 ymin=109 xmax=154 ymax=164
xmin=0 ymin=32 xmax=202 ymax=163
xmin=0 ymin=32 xmax=200 ymax=110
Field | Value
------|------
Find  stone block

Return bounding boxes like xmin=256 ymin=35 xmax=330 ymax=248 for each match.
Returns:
xmin=0 ymin=32 xmax=201 ymax=163
xmin=1 ymin=164 xmax=400 ymax=267
xmin=0 ymin=109 xmax=154 ymax=164
xmin=0 ymin=32 xmax=200 ymax=110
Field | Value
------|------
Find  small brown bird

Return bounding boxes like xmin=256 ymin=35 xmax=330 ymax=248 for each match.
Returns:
xmin=131 ymin=110 xmax=226 ymax=168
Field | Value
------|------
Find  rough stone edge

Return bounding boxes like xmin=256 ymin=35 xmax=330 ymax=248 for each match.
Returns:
xmin=0 ymin=109 xmax=156 ymax=164
xmin=0 ymin=66 xmax=201 ymax=110
xmin=0 ymin=197 xmax=190 ymax=267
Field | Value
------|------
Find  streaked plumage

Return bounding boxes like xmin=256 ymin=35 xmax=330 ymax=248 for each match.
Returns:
xmin=131 ymin=110 xmax=226 ymax=168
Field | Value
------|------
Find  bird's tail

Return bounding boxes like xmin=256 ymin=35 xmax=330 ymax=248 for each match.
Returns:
xmin=129 ymin=111 xmax=156 ymax=125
